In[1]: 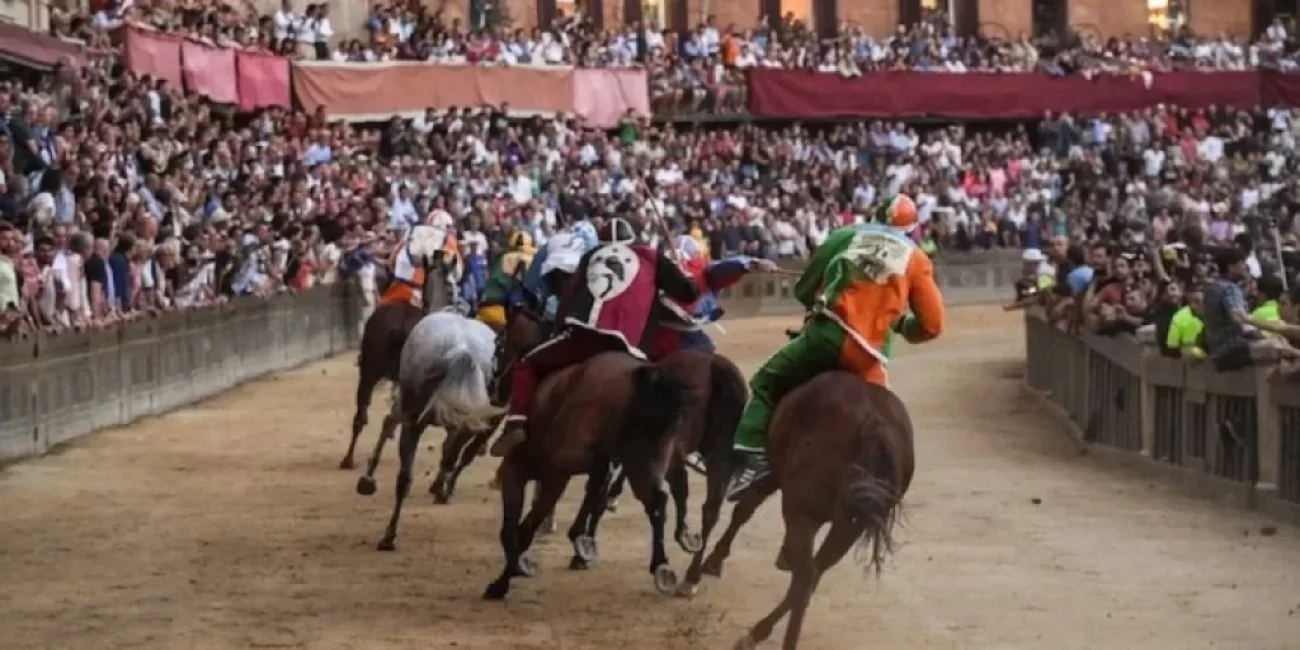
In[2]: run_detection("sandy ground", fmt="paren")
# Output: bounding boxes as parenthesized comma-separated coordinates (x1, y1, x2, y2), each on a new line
(3, 307, 1300, 650)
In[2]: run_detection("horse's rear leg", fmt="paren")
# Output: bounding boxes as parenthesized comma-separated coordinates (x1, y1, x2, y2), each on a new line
(342, 369, 382, 469)
(679, 457, 729, 596)
(567, 460, 613, 570)
(701, 479, 773, 579)
(735, 512, 818, 650)
(624, 465, 675, 595)
(376, 419, 425, 552)
(356, 395, 400, 496)
(484, 456, 530, 601)
(666, 460, 701, 554)
(519, 474, 568, 554)
(430, 427, 483, 504)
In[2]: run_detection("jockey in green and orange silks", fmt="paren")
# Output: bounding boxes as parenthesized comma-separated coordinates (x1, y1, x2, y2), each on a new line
(726, 194, 946, 500)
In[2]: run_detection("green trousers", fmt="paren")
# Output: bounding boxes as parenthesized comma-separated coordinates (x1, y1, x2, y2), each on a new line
(733, 317, 844, 452)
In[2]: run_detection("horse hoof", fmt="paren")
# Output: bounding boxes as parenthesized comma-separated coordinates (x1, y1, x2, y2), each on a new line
(605, 498, 619, 513)
(376, 538, 396, 552)
(483, 581, 508, 601)
(356, 476, 377, 496)
(733, 633, 759, 650)
(573, 535, 598, 563)
(653, 565, 678, 595)
(674, 581, 699, 599)
(568, 556, 591, 571)
(515, 555, 537, 578)
(676, 530, 703, 554)
(339, 458, 354, 470)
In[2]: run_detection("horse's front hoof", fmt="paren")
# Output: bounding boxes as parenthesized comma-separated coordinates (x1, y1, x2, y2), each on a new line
(674, 581, 699, 599)
(568, 556, 591, 571)
(676, 529, 703, 554)
(356, 475, 377, 496)
(376, 538, 396, 552)
(483, 580, 509, 601)
(653, 564, 678, 595)
(430, 481, 451, 504)
(339, 457, 355, 470)
(515, 555, 537, 578)
(733, 633, 758, 650)
(573, 534, 598, 562)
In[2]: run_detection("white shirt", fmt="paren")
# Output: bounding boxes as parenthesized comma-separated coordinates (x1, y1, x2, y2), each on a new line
(313, 17, 333, 44)
(273, 10, 299, 41)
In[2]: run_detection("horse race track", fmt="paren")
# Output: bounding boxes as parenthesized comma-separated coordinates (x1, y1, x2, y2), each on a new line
(4, 306, 1300, 649)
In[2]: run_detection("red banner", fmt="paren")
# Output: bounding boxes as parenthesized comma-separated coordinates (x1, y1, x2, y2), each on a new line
(748, 70, 1265, 119)
(237, 50, 291, 111)
(181, 40, 238, 104)
(123, 28, 183, 90)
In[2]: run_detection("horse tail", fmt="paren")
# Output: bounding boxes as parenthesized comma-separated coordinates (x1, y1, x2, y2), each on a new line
(843, 411, 907, 577)
(702, 355, 748, 459)
(418, 344, 504, 432)
(622, 364, 693, 457)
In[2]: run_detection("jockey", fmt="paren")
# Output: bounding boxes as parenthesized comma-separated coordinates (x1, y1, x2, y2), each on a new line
(522, 219, 599, 321)
(477, 231, 535, 332)
(726, 194, 946, 500)
(379, 226, 456, 308)
(650, 235, 777, 359)
(488, 217, 700, 458)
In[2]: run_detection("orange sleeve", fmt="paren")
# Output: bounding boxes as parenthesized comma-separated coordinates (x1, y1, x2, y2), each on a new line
(902, 251, 944, 343)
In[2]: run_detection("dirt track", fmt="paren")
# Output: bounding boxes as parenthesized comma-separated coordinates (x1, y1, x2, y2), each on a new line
(3, 307, 1300, 650)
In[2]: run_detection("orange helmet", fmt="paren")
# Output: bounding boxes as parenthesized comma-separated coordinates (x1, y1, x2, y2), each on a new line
(882, 194, 918, 233)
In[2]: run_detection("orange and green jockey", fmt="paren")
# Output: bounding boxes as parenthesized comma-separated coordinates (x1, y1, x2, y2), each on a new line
(726, 195, 946, 500)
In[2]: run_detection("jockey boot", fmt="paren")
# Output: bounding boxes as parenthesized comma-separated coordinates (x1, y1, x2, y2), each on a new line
(725, 451, 770, 502)
(489, 419, 528, 457)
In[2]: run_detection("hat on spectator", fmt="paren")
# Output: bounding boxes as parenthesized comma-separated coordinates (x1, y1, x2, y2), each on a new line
(1022, 248, 1047, 263)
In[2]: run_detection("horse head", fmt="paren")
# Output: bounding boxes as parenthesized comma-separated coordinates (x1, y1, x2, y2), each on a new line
(489, 305, 548, 404)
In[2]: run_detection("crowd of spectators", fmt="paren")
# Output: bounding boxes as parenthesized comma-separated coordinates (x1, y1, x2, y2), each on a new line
(4, 1, 1300, 349)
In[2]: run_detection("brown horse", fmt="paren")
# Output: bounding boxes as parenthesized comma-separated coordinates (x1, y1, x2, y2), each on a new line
(483, 349, 693, 600)
(342, 250, 453, 473)
(566, 349, 748, 598)
(701, 372, 915, 650)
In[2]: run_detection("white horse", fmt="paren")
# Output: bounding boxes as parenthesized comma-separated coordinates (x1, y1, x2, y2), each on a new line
(356, 308, 503, 551)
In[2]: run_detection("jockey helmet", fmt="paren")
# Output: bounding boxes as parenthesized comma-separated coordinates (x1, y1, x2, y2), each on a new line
(598, 217, 638, 245)
(881, 194, 919, 233)
(507, 230, 533, 251)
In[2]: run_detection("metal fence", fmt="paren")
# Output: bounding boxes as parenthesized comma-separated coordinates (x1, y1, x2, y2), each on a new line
(1023, 312, 1300, 523)
(0, 251, 1023, 465)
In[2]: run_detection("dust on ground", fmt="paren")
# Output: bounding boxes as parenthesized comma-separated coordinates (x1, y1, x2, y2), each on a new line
(2, 307, 1300, 650)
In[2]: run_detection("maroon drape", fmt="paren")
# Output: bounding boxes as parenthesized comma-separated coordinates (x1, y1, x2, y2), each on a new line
(747, 69, 1281, 119)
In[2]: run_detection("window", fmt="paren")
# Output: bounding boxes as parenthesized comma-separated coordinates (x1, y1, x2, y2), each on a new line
(1147, 0, 1187, 31)
(643, 0, 665, 25)
(781, 0, 812, 24)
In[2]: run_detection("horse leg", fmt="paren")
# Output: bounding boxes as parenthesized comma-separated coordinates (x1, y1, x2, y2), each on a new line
(667, 459, 701, 555)
(342, 369, 381, 469)
(484, 455, 529, 601)
(678, 454, 730, 596)
(605, 466, 626, 512)
(430, 427, 471, 504)
(517, 473, 569, 561)
(567, 461, 613, 570)
(735, 512, 818, 650)
(376, 418, 425, 551)
(624, 465, 676, 595)
(355, 396, 400, 496)
(701, 480, 773, 579)
(535, 486, 556, 536)
(440, 429, 493, 500)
